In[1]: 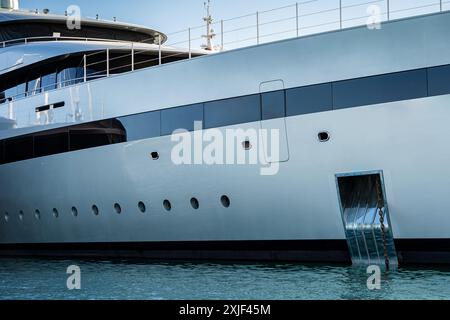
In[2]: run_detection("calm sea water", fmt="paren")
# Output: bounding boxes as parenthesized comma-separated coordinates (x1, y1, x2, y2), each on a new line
(1, 258, 450, 300)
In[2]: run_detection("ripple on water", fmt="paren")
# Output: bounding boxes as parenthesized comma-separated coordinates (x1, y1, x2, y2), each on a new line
(1, 258, 450, 300)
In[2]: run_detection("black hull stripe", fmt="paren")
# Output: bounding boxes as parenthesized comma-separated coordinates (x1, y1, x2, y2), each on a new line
(1, 239, 450, 265)
(0, 240, 350, 263)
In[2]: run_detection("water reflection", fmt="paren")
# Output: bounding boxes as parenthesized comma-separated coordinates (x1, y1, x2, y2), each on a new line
(1, 258, 450, 300)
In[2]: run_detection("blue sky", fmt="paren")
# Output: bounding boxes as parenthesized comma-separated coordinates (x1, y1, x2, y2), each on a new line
(20, 0, 446, 49)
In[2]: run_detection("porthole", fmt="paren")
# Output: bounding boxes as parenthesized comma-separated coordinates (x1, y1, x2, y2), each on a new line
(318, 131, 330, 142)
(242, 140, 252, 150)
(53, 208, 59, 218)
(92, 205, 99, 216)
(4, 212, 9, 223)
(163, 200, 172, 212)
(190, 198, 200, 210)
(71, 207, 78, 217)
(114, 203, 122, 214)
(221, 195, 231, 208)
(35, 209, 41, 220)
(151, 152, 160, 160)
(138, 201, 146, 213)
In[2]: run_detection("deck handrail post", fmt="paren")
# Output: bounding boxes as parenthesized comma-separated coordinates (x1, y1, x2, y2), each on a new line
(296, 2, 300, 37)
(256, 11, 260, 45)
(106, 48, 110, 77)
(188, 28, 192, 59)
(387, 0, 390, 20)
(131, 43, 135, 71)
(158, 35, 162, 65)
(83, 54, 87, 82)
(221, 19, 224, 51)
(339, 0, 343, 29)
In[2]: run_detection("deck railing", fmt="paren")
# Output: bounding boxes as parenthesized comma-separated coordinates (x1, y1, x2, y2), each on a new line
(1, 0, 450, 105)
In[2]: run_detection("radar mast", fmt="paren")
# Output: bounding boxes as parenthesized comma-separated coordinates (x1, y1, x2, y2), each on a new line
(202, 0, 216, 51)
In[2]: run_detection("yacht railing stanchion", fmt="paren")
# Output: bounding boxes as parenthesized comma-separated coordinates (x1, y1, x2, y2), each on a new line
(296, 2, 300, 37)
(158, 35, 162, 65)
(106, 48, 110, 77)
(221, 19, 224, 51)
(83, 54, 87, 82)
(387, 0, 390, 20)
(131, 43, 135, 71)
(440, 0, 443, 11)
(339, 0, 343, 29)
(188, 28, 192, 59)
(256, 11, 260, 45)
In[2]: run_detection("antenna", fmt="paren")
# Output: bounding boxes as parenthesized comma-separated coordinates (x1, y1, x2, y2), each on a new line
(201, 0, 216, 51)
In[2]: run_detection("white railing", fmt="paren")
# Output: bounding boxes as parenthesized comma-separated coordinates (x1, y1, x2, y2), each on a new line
(0, 35, 155, 48)
(1, 0, 450, 105)
(165, 0, 450, 52)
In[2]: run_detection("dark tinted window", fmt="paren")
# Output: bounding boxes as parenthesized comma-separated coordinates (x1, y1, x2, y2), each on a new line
(118, 111, 161, 141)
(34, 131, 69, 158)
(0, 141, 4, 164)
(4, 136, 34, 163)
(69, 119, 126, 151)
(286, 83, 332, 116)
(41, 72, 57, 92)
(204, 95, 261, 129)
(27, 77, 41, 96)
(333, 69, 428, 109)
(262, 90, 285, 120)
(161, 104, 203, 135)
(428, 65, 450, 96)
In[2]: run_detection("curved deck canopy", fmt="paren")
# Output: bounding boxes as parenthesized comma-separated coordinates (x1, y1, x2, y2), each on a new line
(0, 9, 167, 45)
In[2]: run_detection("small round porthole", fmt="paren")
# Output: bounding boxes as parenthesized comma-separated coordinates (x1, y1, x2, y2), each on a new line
(221, 195, 231, 208)
(190, 198, 200, 210)
(163, 200, 172, 212)
(71, 207, 78, 217)
(151, 152, 160, 160)
(92, 205, 99, 216)
(19, 210, 24, 221)
(138, 201, 146, 213)
(53, 208, 59, 218)
(242, 140, 252, 150)
(114, 203, 122, 214)
(318, 131, 330, 142)
(35, 209, 41, 220)
(4, 212, 9, 223)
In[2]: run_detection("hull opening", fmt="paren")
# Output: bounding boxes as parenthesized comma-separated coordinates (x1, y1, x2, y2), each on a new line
(336, 172, 398, 270)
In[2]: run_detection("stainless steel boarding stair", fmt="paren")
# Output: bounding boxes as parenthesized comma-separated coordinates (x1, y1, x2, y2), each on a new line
(337, 173, 398, 270)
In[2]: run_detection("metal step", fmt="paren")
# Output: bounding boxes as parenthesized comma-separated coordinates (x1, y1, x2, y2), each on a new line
(336, 172, 398, 269)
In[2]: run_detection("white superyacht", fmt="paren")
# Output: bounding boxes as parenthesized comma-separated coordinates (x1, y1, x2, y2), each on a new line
(1, 0, 450, 267)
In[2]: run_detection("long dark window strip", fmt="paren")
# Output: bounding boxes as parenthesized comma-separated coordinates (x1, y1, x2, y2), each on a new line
(1, 64, 450, 165)
(333, 69, 428, 109)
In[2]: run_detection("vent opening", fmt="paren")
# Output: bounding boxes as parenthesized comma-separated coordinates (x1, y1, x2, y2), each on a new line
(114, 203, 122, 214)
(221, 195, 231, 208)
(190, 198, 200, 210)
(163, 200, 172, 211)
(318, 131, 330, 142)
(242, 140, 252, 150)
(138, 201, 146, 213)
(151, 152, 160, 160)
